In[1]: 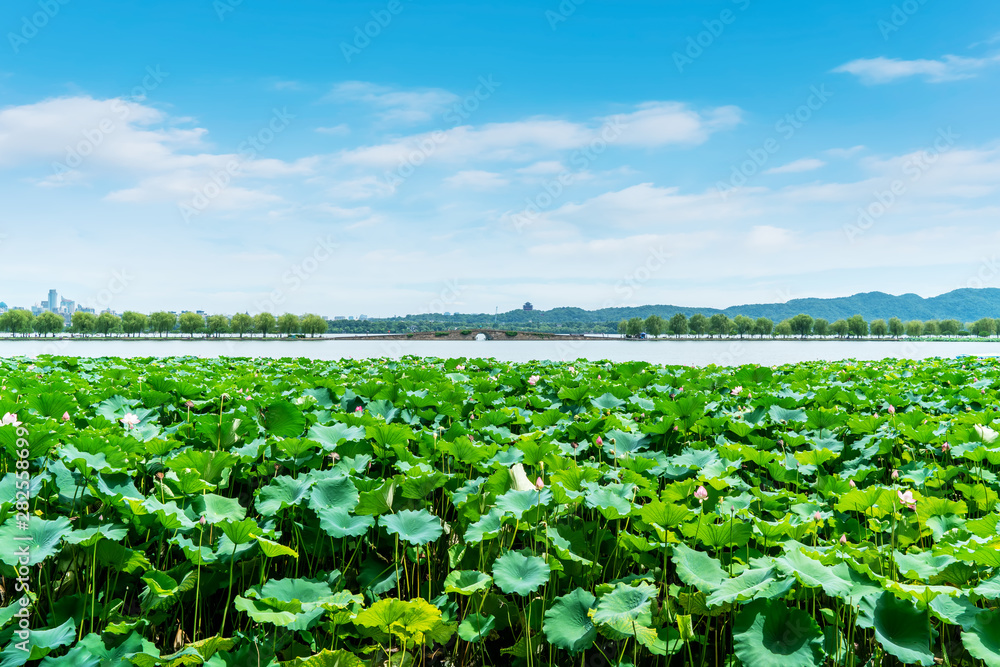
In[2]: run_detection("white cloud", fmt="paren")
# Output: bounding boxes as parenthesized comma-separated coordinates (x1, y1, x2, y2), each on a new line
(337, 101, 740, 170)
(444, 170, 509, 190)
(327, 81, 459, 125)
(611, 102, 742, 147)
(316, 124, 350, 136)
(833, 54, 1000, 84)
(825, 145, 866, 159)
(765, 158, 826, 174)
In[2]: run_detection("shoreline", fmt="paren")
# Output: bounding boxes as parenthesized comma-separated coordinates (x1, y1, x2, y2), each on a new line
(2, 334, 1000, 343)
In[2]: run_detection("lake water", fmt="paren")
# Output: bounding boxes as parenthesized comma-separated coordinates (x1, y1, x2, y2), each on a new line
(1, 337, 999, 366)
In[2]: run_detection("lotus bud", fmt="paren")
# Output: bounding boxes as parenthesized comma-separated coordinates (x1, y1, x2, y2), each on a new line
(199, 516, 207, 526)
(355, 406, 363, 413)
(840, 534, 848, 545)
(942, 441, 951, 453)
(596, 436, 603, 447)
(849, 479, 856, 488)
(535, 477, 544, 491)
(887, 405, 896, 415)
(184, 400, 194, 408)
(891, 469, 899, 480)
(813, 511, 822, 522)
(62, 411, 70, 421)
(694, 486, 708, 502)
(571, 442, 579, 449)
(156, 472, 165, 480)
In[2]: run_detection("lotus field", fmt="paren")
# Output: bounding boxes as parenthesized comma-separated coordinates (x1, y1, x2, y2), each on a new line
(2, 355, 1000, 666)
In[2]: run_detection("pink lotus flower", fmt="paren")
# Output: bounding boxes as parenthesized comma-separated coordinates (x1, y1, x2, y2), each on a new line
(596, 436, 603, 447)
(891, 469, 899, 480)
(329, 452, 341, 463)
(535, 477, 545, 491)
(568, 366, 575, 373)
(199, 516, 207, 526)
(731, 386, 743, 396)
(527, 375, 540, 386)
(942, 441, 951, 453)
(355, 406, 363, 413)
(849, 479, 857, 488)
(887, 405, 896, 415)
(455, 365, 466, 371)
(813, 511, 823, 522)
(694, 486, 709, 502)
(897, 489, 916, 510)
(840, 534, 848, 545)
(61, 412, 70, 422)
(121, 413, 140, 429)
(1, 412, 21, 427)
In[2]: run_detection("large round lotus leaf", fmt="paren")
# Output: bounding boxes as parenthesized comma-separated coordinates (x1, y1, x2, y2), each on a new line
(592, 582, 657, 634)
(672, 543, 727, 593)
(458, 613, 495, 643)
(354, 597, 441, 639)
(317, 508, 375, 539)
(380, 509, 443, 546)
(496, 488, 552, 519)
(492, 551, 550, 596)
(308, 476, 359, 514)
(256, 476, 313, 516)
(733, 599, 825, 667)
(0, 516, 72, 566)
(543, 588, 597, 653)
(871, 592, 936, 666)
(256, 577, 334, 610)
(963, 613, 1000, 667)
(262, 401, 306, 437)
(443, 570, 492, 596)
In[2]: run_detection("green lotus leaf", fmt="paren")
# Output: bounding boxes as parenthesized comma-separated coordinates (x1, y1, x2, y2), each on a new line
(0, 516, 72, 567)
(261, 400, 306, 437)
(256, 535, 298, 559)
(0, 617, 76, 667)
(281, 649, 366, 667)
(256, 475, 313, 516)
(591, 393, 625, 410)
(869, 592, 936, 666)
(893, 550, 956, 580)
(444, 570, 493, 595)
(380, 509, 443, 546)
(592, 582, 657, 636)
(733, 599, 825, 667)
(962, 612, 1000, 667)
(672, 543, 727, 593)
(308, 423, 367, 452)
(458, 613, 496, 643)
(929, 594, 982, 631)
(465, 507, 507, 543)
(219, 518, 260, 545)
(190, 493, 246, 525)
(492, 551, 550, 596)
(308, 475, 359, 514)
(354, 597, 441, 642)
(775, 548, 853, 598)
(234, 596, 299, 626)
(496, 488, 552, 519)
(706, 568, 790, 607)
(316, 508, 375, 538)
(543, 588, 597, 652)
(65, 523, 128, 548)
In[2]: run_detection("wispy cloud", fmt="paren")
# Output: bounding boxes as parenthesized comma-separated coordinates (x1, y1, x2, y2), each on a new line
(444, 170, 509, 190)
(326, 81, 459, 125)
(833, 54, 1000, 84)
(765, 158, 826, 174)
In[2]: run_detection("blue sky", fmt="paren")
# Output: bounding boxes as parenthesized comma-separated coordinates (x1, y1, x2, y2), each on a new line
(2, 0, 1000, 317)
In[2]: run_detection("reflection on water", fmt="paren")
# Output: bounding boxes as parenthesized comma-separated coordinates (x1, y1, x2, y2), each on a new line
(2, 337, 999, 366)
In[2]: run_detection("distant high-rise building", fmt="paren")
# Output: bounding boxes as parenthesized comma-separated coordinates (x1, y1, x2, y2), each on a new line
(48, 289, 58, 312)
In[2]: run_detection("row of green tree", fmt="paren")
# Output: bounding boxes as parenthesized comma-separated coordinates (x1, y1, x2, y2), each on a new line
(616, 313, 995, 339)
(0, 310, 330, 338)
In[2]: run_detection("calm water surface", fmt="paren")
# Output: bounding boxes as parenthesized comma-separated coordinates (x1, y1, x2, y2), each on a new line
(2, 338, 999, 366)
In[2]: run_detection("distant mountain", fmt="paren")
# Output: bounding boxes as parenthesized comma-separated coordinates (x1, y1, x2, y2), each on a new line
(398, 288, 1000, 325)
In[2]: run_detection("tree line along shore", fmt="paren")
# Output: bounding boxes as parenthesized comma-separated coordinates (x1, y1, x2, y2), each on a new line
(5, 308, 1000, 340)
